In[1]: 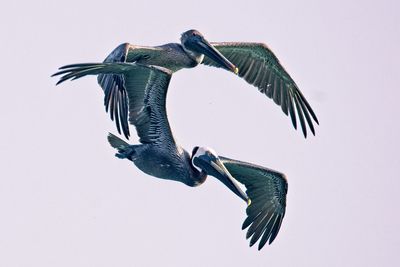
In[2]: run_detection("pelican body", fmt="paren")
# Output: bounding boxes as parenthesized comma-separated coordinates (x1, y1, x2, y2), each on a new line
(50, 29, 315, 249)
(51, 29, 321, 249)
(107, 35, 238, 73)
(54, 29, 318, 139)
(53, 62, 288, 250)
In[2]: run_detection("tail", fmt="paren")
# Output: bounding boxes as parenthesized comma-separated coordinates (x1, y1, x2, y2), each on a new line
(107, 133, 131, 159)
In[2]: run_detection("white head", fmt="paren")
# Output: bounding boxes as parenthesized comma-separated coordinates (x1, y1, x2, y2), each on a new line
(190, 146, 249, 203)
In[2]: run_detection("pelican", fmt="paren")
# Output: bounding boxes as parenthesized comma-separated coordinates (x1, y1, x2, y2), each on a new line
(53, 63, 288, 250)
(53, 29, 318, 139)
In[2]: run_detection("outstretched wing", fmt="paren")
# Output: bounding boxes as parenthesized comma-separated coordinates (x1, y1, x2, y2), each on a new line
(97, 43, 160, 138)
(220, 156, 288, 250)
(202, 42, 318, 138)
(97, 43, 131, 138)
(124, 65, 174, 144)
(53, 62, 174, 144)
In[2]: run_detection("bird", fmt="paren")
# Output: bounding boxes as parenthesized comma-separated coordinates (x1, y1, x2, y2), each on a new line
(52, 29, 318, 139)
(52, 62, 288, 250)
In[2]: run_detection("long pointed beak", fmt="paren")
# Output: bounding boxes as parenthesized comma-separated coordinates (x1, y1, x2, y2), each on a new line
(193, 155, 248, 203)
(195, 38, 238, 74)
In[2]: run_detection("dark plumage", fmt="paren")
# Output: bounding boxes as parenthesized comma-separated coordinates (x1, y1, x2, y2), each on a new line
(53, 61, 288, 250)
(53, 29, 318, 138)
(202, 42, 319, 137)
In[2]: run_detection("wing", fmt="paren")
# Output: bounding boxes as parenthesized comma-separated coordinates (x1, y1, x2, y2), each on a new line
(202, 42, 318, 138)
(53, 62, 174, 144)
(124, 65, 174, 144)
(97, 43, 161, 138)
(220, 156, 288, 250)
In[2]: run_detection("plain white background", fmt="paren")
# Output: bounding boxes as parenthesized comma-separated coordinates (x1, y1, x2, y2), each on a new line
(1, 0, 399, 266)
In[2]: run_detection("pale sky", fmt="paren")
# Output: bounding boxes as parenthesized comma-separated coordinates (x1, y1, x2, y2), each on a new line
(1, 0, 399, 266)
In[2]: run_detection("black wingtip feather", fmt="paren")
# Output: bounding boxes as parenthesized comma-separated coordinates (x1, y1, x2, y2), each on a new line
(269, 214, 284, 245)
(288, 91, 297, 130)
(297, 89, 319, 124)
(293, 94, 307, 138)
(58, 63, 99, 70)
(119, 89, 130, 139)
(114, 92, 121, 135)
(103, 77, 114, 112)
(257, 215, 279, 250)
(297, 93, 315, 136)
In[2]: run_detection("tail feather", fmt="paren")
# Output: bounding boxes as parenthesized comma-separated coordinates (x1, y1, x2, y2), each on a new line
(107, 133, 132, 159)
(107, 132, 129, 149)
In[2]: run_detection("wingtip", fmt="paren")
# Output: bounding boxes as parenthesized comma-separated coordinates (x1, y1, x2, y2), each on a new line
(249, 239, 256, 246)
(123, 131, 130, 140)
(246, 231, 252, 240)
(300, 125, 307, 138)
(51, 70, 64, 78)
(58, 65, 68, 70)
(242, 216, 252, 230)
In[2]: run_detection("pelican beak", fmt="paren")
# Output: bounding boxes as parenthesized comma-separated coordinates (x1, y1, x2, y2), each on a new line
(194, 37, 239, 74)
(193, 154, 248, 203)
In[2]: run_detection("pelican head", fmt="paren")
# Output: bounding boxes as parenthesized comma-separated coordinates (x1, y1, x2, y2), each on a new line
(191, 146, 248, 202)
(181, 30, 238, 74)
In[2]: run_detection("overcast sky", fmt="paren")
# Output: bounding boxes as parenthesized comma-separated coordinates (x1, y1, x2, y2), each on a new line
(1, 0, 399, 266)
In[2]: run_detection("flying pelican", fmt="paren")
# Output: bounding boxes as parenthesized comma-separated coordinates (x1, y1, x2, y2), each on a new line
(53, 63, 288, 250)
(53, 29, 318, 139)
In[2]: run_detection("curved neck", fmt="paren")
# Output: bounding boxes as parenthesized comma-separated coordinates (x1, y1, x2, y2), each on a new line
(182, 149, 207, 186)
(189, 167, 207, 187)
